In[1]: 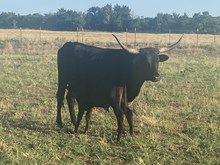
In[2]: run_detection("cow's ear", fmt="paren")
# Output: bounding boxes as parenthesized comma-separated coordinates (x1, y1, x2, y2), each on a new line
(159, 54, 169, 62)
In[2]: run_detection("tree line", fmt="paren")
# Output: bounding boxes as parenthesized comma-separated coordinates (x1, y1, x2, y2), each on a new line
(0, 4, 220, 34)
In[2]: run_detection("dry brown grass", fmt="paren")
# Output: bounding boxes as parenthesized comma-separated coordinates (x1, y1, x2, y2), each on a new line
(0, 29, 220, 55)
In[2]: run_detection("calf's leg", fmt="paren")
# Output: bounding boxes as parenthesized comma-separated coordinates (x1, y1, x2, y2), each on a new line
(84, 109, 93, 133)
(74, 106, 84, 133)
(66, 91, 76, 126)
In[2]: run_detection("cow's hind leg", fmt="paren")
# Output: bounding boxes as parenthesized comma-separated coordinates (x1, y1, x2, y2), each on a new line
(84, 109, 93, 133)
(112, 87, 124, 141)
(66, 91, 76, 126)
(113, 108, 124, 141)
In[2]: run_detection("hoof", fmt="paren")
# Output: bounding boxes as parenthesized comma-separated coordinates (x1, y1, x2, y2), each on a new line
(56, 122, 63, 128)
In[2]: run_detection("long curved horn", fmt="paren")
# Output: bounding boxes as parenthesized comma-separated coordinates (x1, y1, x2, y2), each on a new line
(159, 34, 184, 53)
(112, 34, 139, 54)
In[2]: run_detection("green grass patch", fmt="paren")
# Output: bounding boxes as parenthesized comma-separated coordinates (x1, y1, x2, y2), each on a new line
(0, 52, 220, 164)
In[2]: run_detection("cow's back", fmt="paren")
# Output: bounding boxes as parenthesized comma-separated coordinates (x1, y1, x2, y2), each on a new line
(58, 42, 131, 84)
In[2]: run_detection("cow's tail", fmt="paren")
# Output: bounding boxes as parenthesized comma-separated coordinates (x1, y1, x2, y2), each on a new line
(56, 47, 69, 126)
(57, 48, 68, 109)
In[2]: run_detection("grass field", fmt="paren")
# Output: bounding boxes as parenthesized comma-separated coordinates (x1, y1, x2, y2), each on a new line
(0, 30, 220, 164)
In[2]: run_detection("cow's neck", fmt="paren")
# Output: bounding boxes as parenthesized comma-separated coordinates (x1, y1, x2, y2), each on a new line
(127, 68, 145, 102)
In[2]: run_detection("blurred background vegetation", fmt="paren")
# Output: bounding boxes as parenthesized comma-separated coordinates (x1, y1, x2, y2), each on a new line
(0, 4, 220, 34)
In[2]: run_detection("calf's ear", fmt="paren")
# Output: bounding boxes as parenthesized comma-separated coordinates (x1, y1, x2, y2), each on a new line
(159, 54, 169, 62)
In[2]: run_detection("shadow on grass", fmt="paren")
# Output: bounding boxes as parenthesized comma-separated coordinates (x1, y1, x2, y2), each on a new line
(0, 111, 74, 135)
(0, 111, 135, 142)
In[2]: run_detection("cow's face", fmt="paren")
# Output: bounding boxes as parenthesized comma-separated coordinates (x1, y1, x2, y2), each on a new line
(140, 48, 169, 82)
(112, 34, 182, 82)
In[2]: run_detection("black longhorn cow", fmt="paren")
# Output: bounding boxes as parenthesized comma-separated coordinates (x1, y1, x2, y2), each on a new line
(56, 34, 183, 140)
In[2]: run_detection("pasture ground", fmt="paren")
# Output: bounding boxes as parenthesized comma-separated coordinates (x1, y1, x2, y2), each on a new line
(0, 30, 220, 164)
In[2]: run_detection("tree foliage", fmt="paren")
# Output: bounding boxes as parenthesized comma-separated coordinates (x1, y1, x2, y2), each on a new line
(0, 5, 220, 34)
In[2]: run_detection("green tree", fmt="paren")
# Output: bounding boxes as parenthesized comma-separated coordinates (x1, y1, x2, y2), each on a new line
(100, 4, 113, 31)
(111, 4, 132, 31)
(192, 12, 216, 33)
(1, 7, 220, 34)
(177, 13, 192, 33)
(43, 8, 85, 31)
(85, 4, 113, 31)
(18, 13, 43, 29)
(85, 6, 103, 30)
(0, 12, 18, 28)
